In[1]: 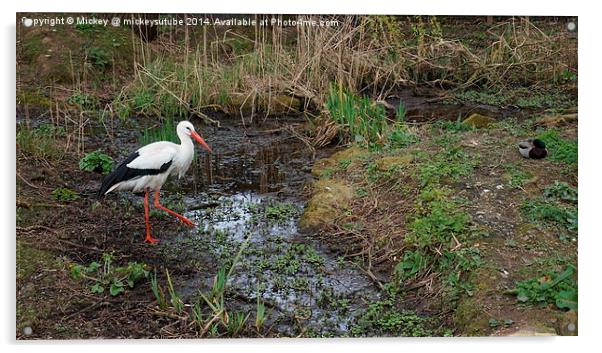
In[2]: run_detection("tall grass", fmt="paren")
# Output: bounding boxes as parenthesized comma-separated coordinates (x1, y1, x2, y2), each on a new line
(325, 83, 389, 145)
(139, 118, 179, 145)
(111, 16, 574, 121)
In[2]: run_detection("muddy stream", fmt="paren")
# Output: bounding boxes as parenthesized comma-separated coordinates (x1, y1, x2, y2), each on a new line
(77, 92, 517, 336)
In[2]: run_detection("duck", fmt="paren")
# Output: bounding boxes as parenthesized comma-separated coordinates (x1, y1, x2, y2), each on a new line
(518, 138, 548, 159)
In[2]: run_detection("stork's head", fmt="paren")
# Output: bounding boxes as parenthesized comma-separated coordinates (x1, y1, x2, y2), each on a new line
(177, 121, 212, 153)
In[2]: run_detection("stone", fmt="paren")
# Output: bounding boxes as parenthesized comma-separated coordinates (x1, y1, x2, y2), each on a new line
(311, 146, 369, 177)
(299, 179, 353, 229)
(375, 155, 413, 172)
(263, 95, 303, 114)
(555, 310, 578, 336)
(462, 113, 496, 128)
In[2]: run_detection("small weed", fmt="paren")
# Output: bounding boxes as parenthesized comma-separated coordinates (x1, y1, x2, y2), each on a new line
(165, 269, 184, 314)
(255, 296, 266, 331)
(355, 187, 369, 198)
(51, 187, 79, 202)
(338, 159, 352, 169)
(68, 91, 98, 110)
(507, 265, 577, 311)
(69, 253, 149, 296)
(86, 47, 110, 69)
(544, 181, 577, 203)
(386, 125, 419, 149)
(79, 149, 114, 174)
(227, 311, 249, 336)
(150, 270, 168, 309)
(351, 298, 433, 337)
(396, 101, 406, 122)
(504, 164, 532, 189)
(264, 202, 299, 223)
(394, 250, 430, 279)
(521, 198, 577, 234)
(321, 167, 335, 178)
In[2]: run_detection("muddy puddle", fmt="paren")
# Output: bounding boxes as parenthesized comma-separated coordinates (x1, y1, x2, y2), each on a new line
(384, 88, 524, 123)
(134, 117, 383, 336)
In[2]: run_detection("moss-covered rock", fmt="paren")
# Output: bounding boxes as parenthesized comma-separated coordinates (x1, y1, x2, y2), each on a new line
(311, 146, 369, 177)
(375, 155, 414, 172)
(262, 95, 302, 114)
(454, 297, 490, 336)
(555, 310, 578, 336)
(226, 93, 255, 116)
(300, 179, 353, 229)
(462, 113, 496, 129)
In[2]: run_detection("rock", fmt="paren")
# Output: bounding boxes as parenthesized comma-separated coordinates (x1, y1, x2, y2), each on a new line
(533, 113, 578, 128)
(264, 95, 303, 114)
(462, 113, 496, 129)
(454, 297, 490, 335)
(299, 179, 353, 229)
(375, 155, 414, 172)
(262, 95, 302, 115)
(555, 310, 578, 336)
(311, 146, 369, 177)
(226, 93, 255, 116)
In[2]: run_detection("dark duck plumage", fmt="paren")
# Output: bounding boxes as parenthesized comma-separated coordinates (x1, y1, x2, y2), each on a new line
(518, 138, 548, 159)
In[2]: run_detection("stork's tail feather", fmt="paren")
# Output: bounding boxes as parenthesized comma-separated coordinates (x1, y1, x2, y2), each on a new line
(97, 151, 140, 198)
(98, 170, 120, 198)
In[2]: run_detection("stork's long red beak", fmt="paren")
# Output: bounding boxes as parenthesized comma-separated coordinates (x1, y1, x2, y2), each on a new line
(191, 131, 212, 153)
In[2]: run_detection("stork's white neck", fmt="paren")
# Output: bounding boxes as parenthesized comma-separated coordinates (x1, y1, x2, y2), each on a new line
(176, 129, 195, 175)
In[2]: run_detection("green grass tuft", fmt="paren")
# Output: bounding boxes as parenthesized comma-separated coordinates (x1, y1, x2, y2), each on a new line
(537, 129, 577, 165)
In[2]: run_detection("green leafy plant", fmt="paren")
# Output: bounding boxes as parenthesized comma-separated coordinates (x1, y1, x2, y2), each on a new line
(544, 181, 577, 203)
(68, 91, 98, 110)
(69, 253, 149, 296)
(264, 202, 299, 223)
(537, 129, 578, 165)
(51, 187, 79, 202)
(387, 125, 418, 149)
(394, 250, 430, 279)
(79, 150, 114, 174)
(86, 47, 110, 68)
(351, 298, 433, 337)
(507, 265, 577, 311)
(521, 199, 577, 234)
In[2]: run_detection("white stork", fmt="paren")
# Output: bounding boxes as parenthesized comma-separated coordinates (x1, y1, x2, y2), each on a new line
(99, 120, 212, 244)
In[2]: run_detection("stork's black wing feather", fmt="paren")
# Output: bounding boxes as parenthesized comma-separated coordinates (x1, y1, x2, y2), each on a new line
(98, 151, 173, 197)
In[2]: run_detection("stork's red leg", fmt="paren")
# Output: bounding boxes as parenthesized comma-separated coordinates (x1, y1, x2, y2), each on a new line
(153, 190, 195, 227)
(144, 189, 160, 244)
